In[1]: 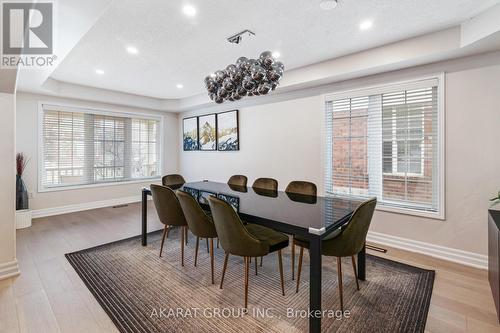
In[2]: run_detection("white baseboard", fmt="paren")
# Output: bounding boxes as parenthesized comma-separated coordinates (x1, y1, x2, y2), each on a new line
(31, 195, 150, 219)
(0, 260, 20, 280)
(367, 231, 488, 270)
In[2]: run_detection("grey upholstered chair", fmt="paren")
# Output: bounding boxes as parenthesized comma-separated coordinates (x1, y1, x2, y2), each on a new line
(150, 184, 188, 266)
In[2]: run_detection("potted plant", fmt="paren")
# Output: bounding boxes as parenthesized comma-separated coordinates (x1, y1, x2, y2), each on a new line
(16, 153, 29, 210)
(16, 153, 32, 228)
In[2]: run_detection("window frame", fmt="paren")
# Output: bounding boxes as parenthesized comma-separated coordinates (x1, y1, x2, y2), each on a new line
(37, 102, 164, 193)
(323, 74, 445, 220)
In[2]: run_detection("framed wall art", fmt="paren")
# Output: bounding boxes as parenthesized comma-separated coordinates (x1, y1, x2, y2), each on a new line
(217, 110, 239, 151)
(198, 113, 217, 151)
(183, 117, 199, 151)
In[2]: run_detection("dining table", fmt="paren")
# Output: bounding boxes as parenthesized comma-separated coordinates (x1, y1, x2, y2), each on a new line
(141, 181, 365, 333)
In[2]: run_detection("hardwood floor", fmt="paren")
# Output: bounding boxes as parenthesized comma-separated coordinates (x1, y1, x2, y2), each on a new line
(1, 201, 498, 333)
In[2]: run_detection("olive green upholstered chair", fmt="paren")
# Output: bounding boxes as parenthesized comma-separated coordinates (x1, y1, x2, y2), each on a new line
(162, 174, 186, 190)
(208, 196, 289, 308)
(286, 181, 317, 281)
(252, 177, 278, 191)
(285, 181, 317, 197)
(176, 190, 218, 284)
(228, 175, 248, 187)
(150, 184, 188, 266)
(295, 198, 377, 312)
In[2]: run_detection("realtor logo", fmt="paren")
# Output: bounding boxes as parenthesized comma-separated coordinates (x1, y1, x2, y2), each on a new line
(2, 1, 53, 55)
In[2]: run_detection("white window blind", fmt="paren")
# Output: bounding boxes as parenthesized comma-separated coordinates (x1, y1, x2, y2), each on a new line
(325, 78, 442, 216)
(40, 105, 161, 190)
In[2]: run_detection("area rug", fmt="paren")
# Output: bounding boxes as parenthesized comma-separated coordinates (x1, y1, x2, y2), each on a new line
(66, 228, 434, 333)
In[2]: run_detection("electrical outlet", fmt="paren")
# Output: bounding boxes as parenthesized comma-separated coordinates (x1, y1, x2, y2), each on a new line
(28, 192, 34, 199)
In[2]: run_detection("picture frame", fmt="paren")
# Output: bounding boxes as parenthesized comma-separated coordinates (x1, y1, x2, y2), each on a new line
(183, 116, 199, 151)
(198, 113, 217, 151)
(217, 110, 239, 151)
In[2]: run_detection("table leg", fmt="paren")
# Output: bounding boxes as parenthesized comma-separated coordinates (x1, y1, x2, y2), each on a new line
(357, 243, 366, 281)
(142, 189, 148, 246)
(309, 235, 322, 333)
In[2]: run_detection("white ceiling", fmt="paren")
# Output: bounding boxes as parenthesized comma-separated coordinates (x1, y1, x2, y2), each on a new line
(49, 0, 500, 99)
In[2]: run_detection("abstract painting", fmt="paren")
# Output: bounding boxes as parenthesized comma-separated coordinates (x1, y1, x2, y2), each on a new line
(198, 114, 217, 151)
(183, 117, 199, 151)
(217, 110, 239, 151)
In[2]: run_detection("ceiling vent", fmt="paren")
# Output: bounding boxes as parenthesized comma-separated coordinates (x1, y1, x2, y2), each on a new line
(227, 30, 255, 44)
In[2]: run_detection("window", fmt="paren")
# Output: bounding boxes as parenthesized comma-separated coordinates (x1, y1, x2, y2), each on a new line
(325, 77, 443, 218)
(40, 104, 162, 190)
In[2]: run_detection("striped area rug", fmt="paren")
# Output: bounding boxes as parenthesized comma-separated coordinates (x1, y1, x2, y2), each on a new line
(66, 228, 434, 333)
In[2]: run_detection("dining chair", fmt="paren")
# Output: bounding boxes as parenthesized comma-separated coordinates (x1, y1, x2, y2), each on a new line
(208, 195, 289, 308)
(286, 181, 317, 280)
(162, 174, 186, 190)
(228, 175, 248, 187)
(176, 190, 218, 284)
(295, 198, 377, 312)
(252, 177, 278, 191)
(150, 184, 188, 266)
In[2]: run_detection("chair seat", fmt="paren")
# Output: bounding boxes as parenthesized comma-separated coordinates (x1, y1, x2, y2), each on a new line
(294, 228, 343, 249)
(245, 224, 289, 253)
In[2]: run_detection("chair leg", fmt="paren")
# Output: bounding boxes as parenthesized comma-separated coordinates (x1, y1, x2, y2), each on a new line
(220, 252, 229, 289)
(166, 226, 171, 239)
(185, 227, 188, 245)
(159, 225, 168, 258)
(278, 250, 285, 296)
(337, 257, 344, 312)
(217, 238, 219, 248)
(296, 246, 304, 293)
(210, 238, 215, 284)
(244, 257, 249, 308)
(351, 255, 360, 291)
(181, 226, 185, 267)
(255, 257, 258, 275)
(291, 238, 295, 280)
(194, 236, 199, 267)
(206, 238, 209, 253)
(260, 256, 263, 267)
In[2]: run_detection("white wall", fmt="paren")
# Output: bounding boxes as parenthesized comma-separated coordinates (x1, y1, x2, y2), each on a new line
(179, 60, 500, 257)
(0, 92, 18, 279)
(16, 93, 179, 211)
(179, 96, 324, 190)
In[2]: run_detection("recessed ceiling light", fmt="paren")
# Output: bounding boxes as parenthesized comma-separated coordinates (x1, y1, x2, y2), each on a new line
(359, 20, 373, 31)
(95, 69, 104, 75)
(176, 84, 184, 89)
(320, 0, 338, 10)
(182, 4, 196, 17)
(126, 46, 138, 55)
(272, 51, 281, 58)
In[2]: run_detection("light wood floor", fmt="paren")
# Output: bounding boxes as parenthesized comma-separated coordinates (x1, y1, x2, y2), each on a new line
(1, 201, 498, 333)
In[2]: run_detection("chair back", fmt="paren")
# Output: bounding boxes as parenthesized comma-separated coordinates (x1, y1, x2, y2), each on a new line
(162, 174, 186, 190)
(150, 184, 187, 227)
(333, 198, 377, 256)
(208, 196, 268, 257)
(228, 175, 248, 187)
(252, 178, 278, 191)
(176, 190, 217, 239)
(285, 181, 317, 196)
